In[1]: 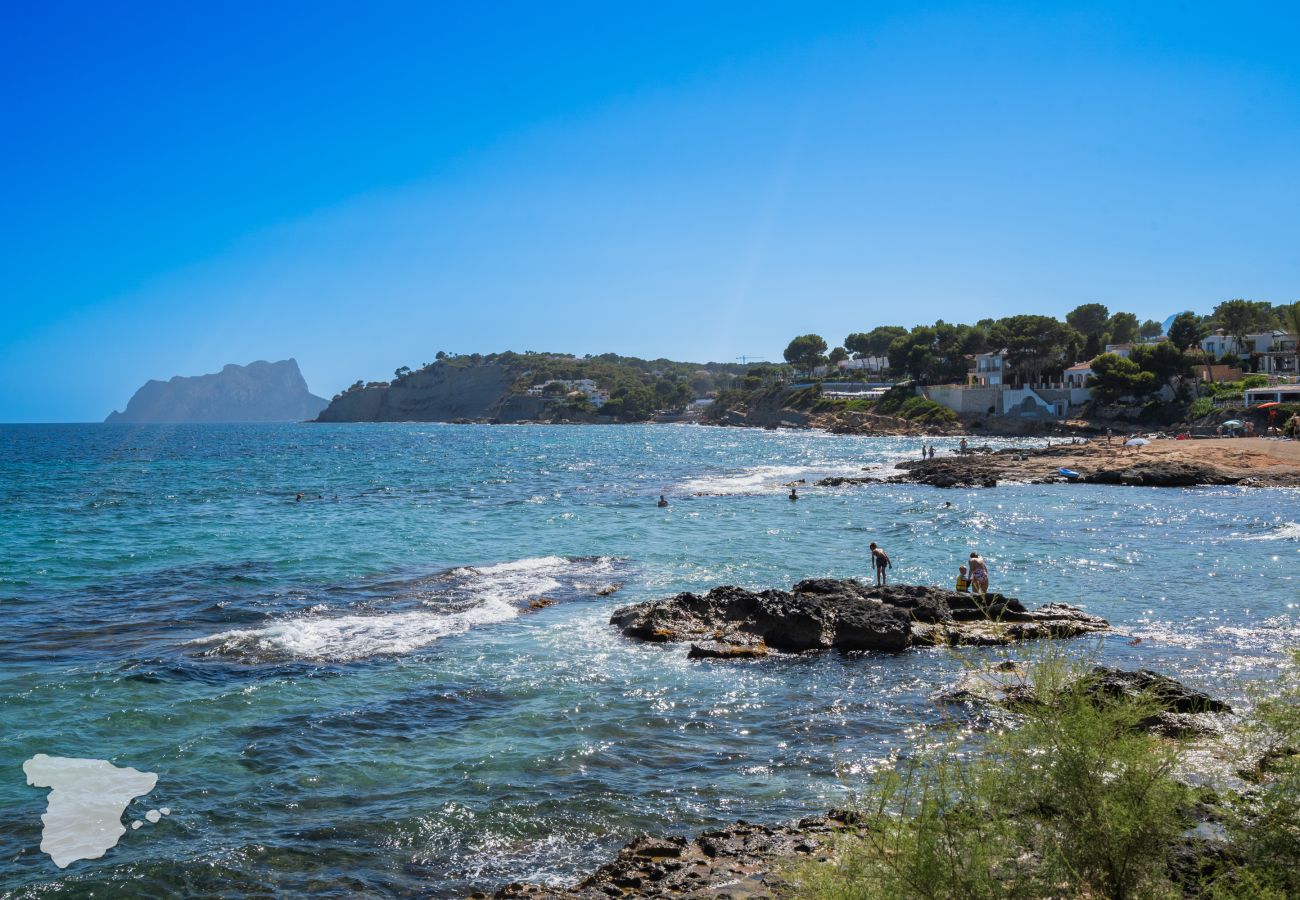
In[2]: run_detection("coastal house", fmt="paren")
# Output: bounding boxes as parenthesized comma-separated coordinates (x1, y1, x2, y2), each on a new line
(837, 355, 890, 375)
(527, 378, 609, 407)
(1063, 361, 1094, 389)
(1244, 384, 1300, 405)
(968, 350, 1006, 386)
(1200, 329, 1299, 376)
(1103, 343, 1135, 359)
(1252, 332, 1299, 378)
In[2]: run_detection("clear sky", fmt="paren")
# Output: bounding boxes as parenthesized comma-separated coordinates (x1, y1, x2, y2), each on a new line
(3, 1, 1298, 421)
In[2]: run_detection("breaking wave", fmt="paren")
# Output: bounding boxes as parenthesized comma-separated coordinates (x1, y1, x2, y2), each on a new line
(187, 556, 621, 662)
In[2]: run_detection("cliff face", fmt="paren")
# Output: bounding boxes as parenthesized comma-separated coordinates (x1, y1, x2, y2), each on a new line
(105, 359, 328, 423)
(314, 364, 522, 422)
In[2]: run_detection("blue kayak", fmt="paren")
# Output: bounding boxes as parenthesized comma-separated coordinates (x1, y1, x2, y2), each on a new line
(1059, 467, 1081, 480)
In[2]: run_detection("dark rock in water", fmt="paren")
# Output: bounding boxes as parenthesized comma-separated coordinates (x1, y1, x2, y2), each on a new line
(105, 359, 327, 423)
(610, 580, 1108, 657)
(1084, 667, 1233, 714)
(687, 641, 768, 659)
(492, 812, 859, 898)
(935, 664, 1233, 737)
(1082, 462, 1238, 487)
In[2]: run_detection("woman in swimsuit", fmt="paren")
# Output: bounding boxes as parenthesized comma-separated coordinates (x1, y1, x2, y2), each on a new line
(968, 552, 989, 596)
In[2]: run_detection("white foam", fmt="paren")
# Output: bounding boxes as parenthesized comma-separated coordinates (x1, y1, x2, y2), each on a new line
(680, 465, 817, 496)
(1245, 522, 1300, 541)
(23, 754, 158, 868)
(192, 599, 519, 661)
(190, 556, 615, 662)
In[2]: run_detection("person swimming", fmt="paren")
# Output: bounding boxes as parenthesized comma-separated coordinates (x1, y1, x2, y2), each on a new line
(789, 488, 798, 501)
(657, 495, 668, 507)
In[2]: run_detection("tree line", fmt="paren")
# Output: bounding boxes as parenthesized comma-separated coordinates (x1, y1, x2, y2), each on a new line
(782, 299, 1300, 388)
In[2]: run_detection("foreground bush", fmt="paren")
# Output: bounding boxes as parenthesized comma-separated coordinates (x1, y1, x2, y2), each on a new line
(796, 651, 1300, 899)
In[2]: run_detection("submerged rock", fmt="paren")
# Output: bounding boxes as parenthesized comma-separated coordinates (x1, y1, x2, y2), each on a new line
(935, 663, 1234, 737)
(491, 812, 858, 899)
(610, 580, 1108, 657)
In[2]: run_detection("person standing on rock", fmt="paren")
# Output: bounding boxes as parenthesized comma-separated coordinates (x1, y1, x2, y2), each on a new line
(869, 542, 892, 586)
(959, 437, 968, 454)
(968, 552, 989, 596)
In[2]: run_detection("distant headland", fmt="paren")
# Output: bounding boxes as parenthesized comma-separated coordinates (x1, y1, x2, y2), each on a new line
(105, 359, 327, 423)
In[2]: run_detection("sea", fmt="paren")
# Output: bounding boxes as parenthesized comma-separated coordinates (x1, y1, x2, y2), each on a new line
(1, 423, 1297, 897)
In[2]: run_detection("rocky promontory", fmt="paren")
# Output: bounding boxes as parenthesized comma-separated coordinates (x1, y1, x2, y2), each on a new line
(610, 579, 1108, 657)
(105, 359, 327, 423)
(865, 439, 1300, 489)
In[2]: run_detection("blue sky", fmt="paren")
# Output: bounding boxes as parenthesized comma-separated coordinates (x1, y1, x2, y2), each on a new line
(3, 2, 1298, 421)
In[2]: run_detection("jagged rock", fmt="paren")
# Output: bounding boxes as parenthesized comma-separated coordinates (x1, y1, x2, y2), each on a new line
(1084, 667, 1233, 715)
(935, 664, 1234, 737)
(1082, 462, 1238, 487)
(493, 813, 860, 898)
(610, 580, 1108, 656)
(105, 359, 327, 423)
(687, 641, 769, 659)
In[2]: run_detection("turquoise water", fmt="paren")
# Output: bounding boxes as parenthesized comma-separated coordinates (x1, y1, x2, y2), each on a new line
(1, 423, 1297, 896)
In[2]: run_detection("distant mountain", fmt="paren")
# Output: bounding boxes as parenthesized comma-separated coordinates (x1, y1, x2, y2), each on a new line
(105, 359, 328, 423)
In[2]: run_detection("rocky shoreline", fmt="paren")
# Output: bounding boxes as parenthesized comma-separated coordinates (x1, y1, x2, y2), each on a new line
(486, 661, 1239, 899)
(609, 579, 1108, 657)
(812, 439, 1300, 489)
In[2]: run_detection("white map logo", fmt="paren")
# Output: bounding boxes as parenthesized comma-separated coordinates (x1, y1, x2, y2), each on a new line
(23, 754, 170, 868)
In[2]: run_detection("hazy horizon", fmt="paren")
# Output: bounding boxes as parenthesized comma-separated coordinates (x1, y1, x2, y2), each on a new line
(4, 2, 1298, 422)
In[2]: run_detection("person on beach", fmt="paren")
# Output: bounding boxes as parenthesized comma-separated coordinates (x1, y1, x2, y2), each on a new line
(959, 437, 968, 454)
(657, 495, 669, 507)
(869, 542, 892, 586)
(955, 564, 970, 593)
(928, 445, 936, 459)
(968, 552, 989, 595)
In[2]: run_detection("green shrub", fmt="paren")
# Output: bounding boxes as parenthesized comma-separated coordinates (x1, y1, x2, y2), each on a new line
(1189, 397, 1214, 420)
(898, 395, 959, 425)
(795, 652, 1192, 899)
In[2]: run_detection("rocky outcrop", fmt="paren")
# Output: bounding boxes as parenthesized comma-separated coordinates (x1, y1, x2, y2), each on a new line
(315, 363, 522, 422)
(105, 359, 327, 423)
(876, 447, 1256, 489)
(1080, 461, 1238, 487)
(936, 663, 1234, 737)
(610, 580, 1108, 657)
(490, 812, 858, 899)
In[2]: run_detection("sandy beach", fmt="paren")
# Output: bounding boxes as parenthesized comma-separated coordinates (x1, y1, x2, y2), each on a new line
(881, 437, 1300, 488)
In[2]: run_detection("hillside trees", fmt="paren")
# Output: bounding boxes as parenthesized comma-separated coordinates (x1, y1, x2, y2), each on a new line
(1215, 299, 1276, 349)
(845, 326, 907, 359)
(1109, 311, 1140, 344)
(989, 315, 1079, 385)
(1088, 354, 1158, 402)
(1167, 311, 1207, 351)
(783, 334, 829, 372)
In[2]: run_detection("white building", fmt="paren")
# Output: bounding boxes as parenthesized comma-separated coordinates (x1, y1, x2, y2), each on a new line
(1200, 329, 1299, 377)
(1244, 384, 1300, 405)
(1103, 343, 1135, 359)
(837, 356, 890, 374)
(968, 350, 1006, 386)
(1063, 361, 1094, 389)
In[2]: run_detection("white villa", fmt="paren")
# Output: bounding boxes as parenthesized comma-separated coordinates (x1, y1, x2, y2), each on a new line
(968, 350, 1006, 386)
(1200, 329, 1299, 377)
(1063, 361, 1094, 389)
(527, 378, 609, 407)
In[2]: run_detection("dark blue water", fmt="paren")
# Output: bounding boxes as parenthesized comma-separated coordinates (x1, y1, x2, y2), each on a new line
(1, 424, 1296, 896)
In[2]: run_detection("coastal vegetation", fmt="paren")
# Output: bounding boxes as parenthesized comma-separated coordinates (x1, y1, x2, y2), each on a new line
(796, 649, 1300, 900)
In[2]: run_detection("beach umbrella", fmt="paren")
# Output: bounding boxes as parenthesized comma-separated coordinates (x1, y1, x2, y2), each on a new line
(1222, 419, 1244, 428)
(1124, 437, 1150, 447)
